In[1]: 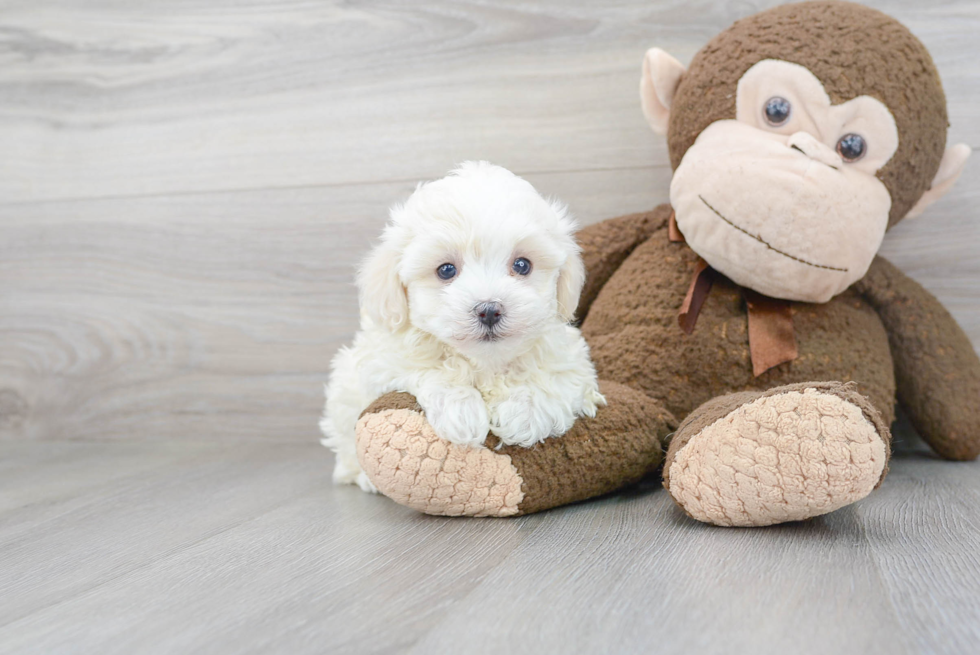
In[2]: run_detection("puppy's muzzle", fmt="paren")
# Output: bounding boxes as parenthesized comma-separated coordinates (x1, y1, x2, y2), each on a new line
(475, 302, 503, 329)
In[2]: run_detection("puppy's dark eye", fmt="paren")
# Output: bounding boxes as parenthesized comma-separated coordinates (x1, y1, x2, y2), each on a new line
(436, 263, 457, 280)
(836, 133, 866, 162)
(512, 257, 531, 276)
(764, 96, 791, 126)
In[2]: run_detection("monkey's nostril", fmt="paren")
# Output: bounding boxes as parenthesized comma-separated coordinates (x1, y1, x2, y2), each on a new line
(786, 134, 841, 170)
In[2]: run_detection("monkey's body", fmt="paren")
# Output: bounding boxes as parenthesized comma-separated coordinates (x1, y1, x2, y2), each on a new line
(348, 1, 980, 525)
(580, 205, 897, 428)
(574, 203, 980, 525)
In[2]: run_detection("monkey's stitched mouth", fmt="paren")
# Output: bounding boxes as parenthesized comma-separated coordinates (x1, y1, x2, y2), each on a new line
(698, 196, 849, 273)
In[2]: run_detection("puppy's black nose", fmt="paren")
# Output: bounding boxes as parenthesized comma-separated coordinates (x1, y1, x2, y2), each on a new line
(475, 302, 503, 328)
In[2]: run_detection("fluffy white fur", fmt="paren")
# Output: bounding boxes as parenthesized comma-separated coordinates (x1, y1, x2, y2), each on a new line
(320, 162, 606, 492)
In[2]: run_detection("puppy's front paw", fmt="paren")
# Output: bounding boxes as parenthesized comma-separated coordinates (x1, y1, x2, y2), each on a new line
(419, 386, 490, 447)
(490, 389, 574, 448)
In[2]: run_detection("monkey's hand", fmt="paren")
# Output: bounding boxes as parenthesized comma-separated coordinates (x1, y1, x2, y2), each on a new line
(857, 256, 980, 460)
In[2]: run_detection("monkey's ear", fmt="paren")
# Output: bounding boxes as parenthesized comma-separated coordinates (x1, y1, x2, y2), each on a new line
(357, 235, 409, 331)
(640, 48, 686, 136)
(906, 144, 972, 219)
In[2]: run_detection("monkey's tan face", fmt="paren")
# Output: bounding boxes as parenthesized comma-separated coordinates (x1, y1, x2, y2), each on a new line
(670, 60, 899, 303)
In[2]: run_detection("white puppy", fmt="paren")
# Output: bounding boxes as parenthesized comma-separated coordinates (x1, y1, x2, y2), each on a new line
(320, 162, 605, 492)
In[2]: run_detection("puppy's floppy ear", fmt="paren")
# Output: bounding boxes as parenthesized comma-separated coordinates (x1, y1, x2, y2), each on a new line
(553, 203, 586, 322)
(357, 227, 409, 331)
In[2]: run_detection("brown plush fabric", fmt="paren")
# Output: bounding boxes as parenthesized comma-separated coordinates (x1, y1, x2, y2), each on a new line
(667, 0, 948, 227)
(575, 205, 672, 321)
(663, 381, 892, 497)
(855, 257, 980, 460)
(493, 381, 675, 514)
(360, 392, 422, 418)
(581, 209, 898, 428)
(358, 382, 675, 515)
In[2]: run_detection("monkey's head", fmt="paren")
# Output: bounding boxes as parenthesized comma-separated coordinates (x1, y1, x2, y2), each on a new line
(641, 0, 971, 303)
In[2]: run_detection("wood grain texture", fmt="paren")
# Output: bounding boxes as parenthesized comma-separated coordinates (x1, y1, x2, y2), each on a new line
(2, 0, 979, 653)
(1, 433, 978, 654)
(0, 0, 976, 204)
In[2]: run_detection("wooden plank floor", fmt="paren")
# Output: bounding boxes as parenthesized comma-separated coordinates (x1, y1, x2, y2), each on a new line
(1, 1, 979, 653)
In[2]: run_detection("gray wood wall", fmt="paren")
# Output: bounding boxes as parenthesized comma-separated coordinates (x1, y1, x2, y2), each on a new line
(1, 0, 977, 445)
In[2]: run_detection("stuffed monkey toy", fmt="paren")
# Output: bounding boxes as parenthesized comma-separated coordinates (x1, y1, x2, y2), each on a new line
(351, 1, 979, 525)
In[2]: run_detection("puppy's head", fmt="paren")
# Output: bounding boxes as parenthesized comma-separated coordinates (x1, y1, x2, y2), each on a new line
(358, 162, 584, 361)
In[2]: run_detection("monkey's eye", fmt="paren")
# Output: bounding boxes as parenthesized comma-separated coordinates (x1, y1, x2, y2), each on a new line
(512, 257, 532, 276)
(836, 133, 866, 162)
(436, 263, 457, 280)
(763, 96, 792, 126)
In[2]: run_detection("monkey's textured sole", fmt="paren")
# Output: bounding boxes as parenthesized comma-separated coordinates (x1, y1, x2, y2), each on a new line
(356, 408, 524, 517)
(665, 386, 888, 527)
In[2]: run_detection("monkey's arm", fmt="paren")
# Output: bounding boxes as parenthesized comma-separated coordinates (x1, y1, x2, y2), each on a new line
(575, 204, 671, 320)
(856, 256, 980, 460)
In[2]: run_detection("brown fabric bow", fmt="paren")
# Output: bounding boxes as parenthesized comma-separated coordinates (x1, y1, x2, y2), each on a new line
(670, 210, 798, 376)
(742, 288, 798, 376)
(679, 257, 715, 335)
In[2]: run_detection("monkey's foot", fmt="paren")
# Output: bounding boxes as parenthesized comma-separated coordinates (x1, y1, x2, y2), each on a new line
(354, 382, 673, 517)
(663, 382, 890, 527)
